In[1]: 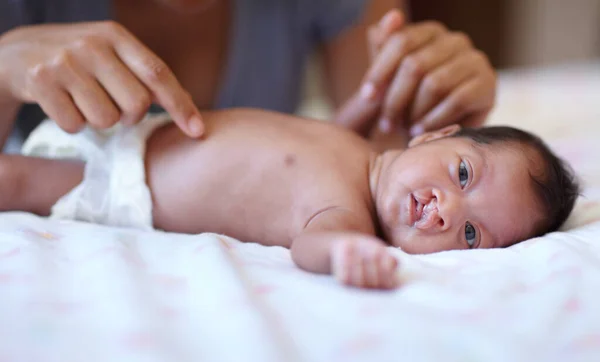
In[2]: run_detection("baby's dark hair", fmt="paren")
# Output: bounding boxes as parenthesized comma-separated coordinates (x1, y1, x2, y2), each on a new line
(451, 126, 580, 239)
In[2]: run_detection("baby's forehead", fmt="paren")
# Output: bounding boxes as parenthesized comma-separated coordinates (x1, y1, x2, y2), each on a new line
(476, 142, 545, 247)
(454, 137, 540, 165)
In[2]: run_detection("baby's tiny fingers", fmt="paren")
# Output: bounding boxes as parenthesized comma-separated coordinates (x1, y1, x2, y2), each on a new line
(363, 255, 380, 288)
(380, 253, 400, 288)
(332, 242, 352, 284)
(349, 255, 366, 287)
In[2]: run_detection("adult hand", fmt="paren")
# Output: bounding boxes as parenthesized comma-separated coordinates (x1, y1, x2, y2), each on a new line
(336, 9, 496, 138)
(0, 21, 204, 136)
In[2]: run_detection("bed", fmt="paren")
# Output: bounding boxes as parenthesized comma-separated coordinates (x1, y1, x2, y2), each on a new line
(1, 61, 599, 362)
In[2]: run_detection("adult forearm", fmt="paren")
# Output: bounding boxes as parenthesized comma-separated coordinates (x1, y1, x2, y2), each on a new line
(0, 32, 21, 148)
(0, 94, 20, 149)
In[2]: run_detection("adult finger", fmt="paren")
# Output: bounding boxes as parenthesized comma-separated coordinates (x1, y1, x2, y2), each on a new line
(363, 21, 445, 89)
(32, 83, 86, 134)
(342, 22, 445, 134)
(108, 24, 204, 137)
(368, 9, 405, 59)
(82, 45, 152, 126)
(56, 55, 121, 129)
(334, 89, 381, 137)
(407, 38, 478, 124)
(412, 77, 493, 135)
(378, 32, 470, 132)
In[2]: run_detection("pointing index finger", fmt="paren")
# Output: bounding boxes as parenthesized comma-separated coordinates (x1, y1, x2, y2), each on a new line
(112, 29, 204, 137)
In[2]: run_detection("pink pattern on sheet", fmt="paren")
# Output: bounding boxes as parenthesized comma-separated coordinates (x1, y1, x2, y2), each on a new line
(505, 282, 532, 295)
(158, 305, 180, 319)
(253, 284, 278, 295)
(0, 247, 20, 260)
(241, 259, 297, 272)
(153, 274, 188, 291)
(514, 267, 583, 292)
(549, 251, 564, 263)
(337, 333, 383, 359)
(28, 300, 87, 315)
(563, 333, 600, 353)
(118, 250, 147, 269)
(122, 331, 158, 350)
(547, 266, 582, 281)
(358, 304, 382, 317)
(0, 273, 32, 284)
(563, 296, 581, 313)
(458, 308, 492, 322)
(20, 228, 60, 241)
(194, 245, 207, 254)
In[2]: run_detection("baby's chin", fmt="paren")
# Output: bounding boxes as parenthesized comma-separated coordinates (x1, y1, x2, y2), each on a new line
(384, 228, 419, 253)
(386, 229, 454, 255)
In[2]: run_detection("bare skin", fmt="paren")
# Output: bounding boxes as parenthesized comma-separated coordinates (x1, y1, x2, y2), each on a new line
(0, 0, 496, 150)
(145, 109, 377, 246)
(2, 109, 398, 288)
(1, 109, 544, 290)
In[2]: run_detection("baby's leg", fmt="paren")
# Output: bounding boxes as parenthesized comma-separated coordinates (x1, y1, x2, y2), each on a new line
(0, 155, 84, 216)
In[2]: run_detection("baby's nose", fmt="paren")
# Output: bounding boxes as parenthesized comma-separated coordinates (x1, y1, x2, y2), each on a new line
(435, 192, 465, 231)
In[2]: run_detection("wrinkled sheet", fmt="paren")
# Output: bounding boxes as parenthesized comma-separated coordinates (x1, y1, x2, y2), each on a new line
(1, 62, 600, 362)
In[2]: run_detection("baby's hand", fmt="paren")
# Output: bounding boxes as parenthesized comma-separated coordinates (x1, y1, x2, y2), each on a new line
(331, 237, 400, 289)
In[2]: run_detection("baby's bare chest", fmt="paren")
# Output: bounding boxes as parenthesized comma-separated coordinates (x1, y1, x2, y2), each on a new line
(147, 114, 375, 245)
(182, 132, 371, 243)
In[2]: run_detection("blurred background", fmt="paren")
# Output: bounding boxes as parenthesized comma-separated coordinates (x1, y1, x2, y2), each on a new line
(409, 0, 600, 68)
(299, 0, 600, 118)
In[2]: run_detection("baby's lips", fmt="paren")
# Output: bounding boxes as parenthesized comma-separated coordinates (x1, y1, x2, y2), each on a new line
(414, 205, 439, 230)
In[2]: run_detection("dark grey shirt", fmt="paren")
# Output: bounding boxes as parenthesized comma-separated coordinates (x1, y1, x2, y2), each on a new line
(0, 0, 367, 136)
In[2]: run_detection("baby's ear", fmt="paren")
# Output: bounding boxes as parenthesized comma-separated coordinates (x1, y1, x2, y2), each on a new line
(408, 124, 461, 148)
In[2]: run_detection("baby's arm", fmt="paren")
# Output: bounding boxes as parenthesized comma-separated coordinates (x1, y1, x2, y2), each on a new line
(291, 208, 399, 289)
(0, 155, 83, 215)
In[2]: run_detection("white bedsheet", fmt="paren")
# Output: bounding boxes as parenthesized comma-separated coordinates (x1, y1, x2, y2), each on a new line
(1, 61, 600, 362)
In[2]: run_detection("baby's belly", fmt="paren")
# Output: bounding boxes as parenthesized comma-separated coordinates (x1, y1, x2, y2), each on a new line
(144, 124, 320, 246)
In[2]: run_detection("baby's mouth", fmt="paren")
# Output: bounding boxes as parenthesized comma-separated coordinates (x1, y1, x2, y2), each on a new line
(413, 196, 424, 225)
(412, 196, 438, 230)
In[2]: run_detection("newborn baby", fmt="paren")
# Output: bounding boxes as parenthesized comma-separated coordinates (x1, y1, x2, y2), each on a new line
(5, 109, 579, 289)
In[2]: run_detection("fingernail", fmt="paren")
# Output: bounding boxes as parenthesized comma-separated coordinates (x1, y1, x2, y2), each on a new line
(379, 118, 392, 133)
(381, 11, 396, 27)
(188, 115, 204, 137)
(360, 82, 376, 100)
(410, 124, 424, 137)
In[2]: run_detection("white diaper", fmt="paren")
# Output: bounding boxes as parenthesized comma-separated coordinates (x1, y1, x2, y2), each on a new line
(21, 113, 173, 230)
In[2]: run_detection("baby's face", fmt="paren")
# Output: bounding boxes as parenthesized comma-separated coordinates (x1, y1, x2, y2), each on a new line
(375, 133, 543, 254)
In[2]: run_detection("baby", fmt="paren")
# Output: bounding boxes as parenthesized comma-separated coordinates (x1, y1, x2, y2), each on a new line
(2, 109, 579, 289)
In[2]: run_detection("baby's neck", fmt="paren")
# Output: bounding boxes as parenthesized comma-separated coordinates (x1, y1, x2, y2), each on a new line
(368, 150, 402, 211)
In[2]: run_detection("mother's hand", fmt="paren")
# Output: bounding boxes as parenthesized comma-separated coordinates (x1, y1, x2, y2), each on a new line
(336, 10, 496, 138)
(0, 21, 204, 137)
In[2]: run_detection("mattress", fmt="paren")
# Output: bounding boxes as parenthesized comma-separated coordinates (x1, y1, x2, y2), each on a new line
(1, 61, 599, 362)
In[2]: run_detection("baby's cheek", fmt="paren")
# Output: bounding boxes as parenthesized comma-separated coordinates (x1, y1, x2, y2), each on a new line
(388, 229, 418, 253)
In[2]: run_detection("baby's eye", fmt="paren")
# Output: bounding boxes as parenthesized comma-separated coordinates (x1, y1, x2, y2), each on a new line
(465, 222, 477, 248)
(458, 161, 469, 188)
